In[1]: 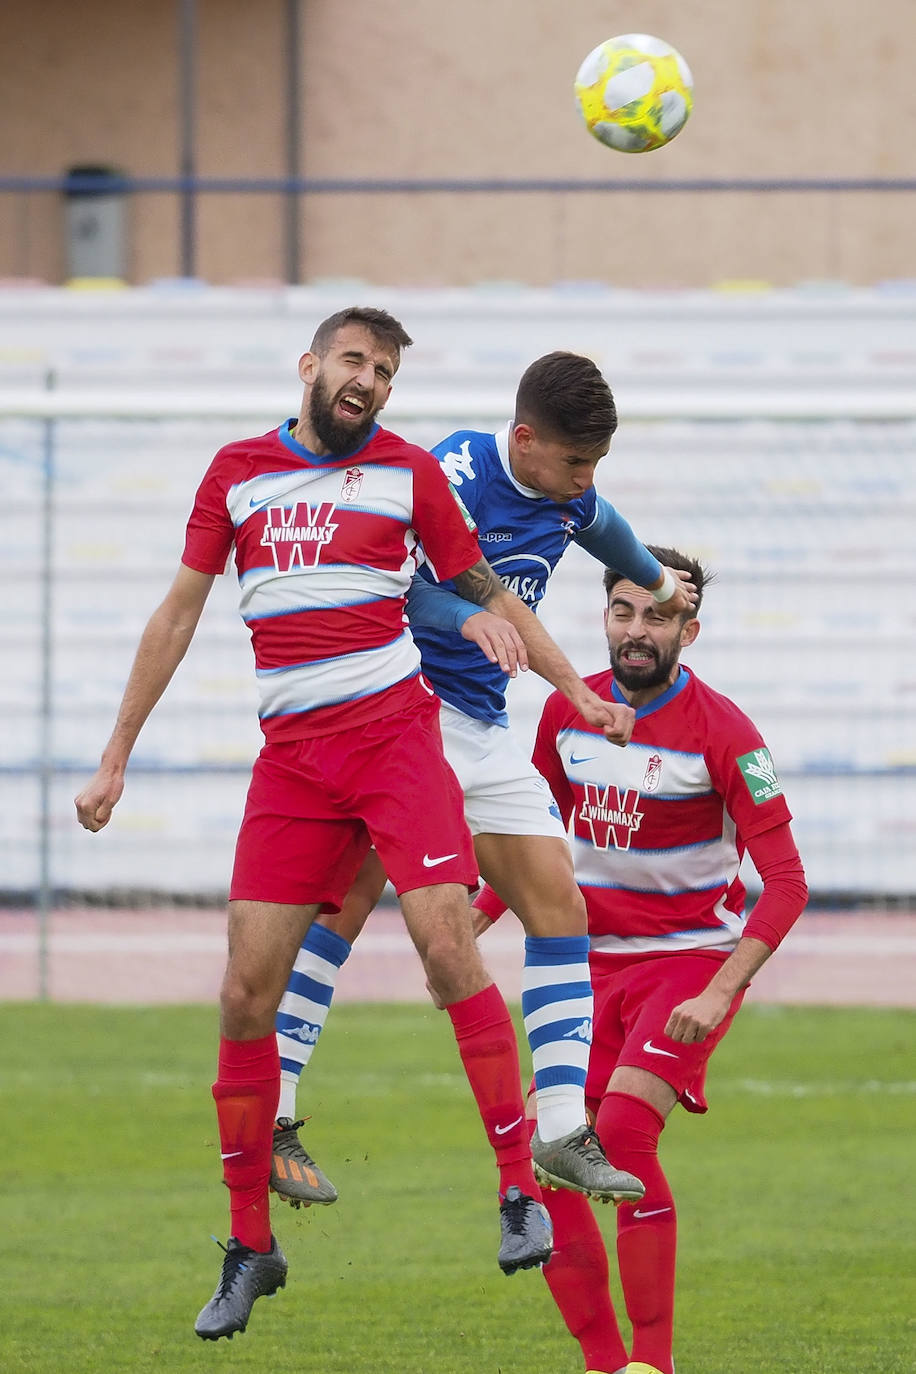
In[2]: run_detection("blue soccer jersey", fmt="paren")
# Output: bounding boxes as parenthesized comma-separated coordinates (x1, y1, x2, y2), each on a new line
(411, 425, 661, 725)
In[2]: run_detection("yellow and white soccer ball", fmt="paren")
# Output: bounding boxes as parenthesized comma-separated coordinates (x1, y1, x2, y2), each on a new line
(574, 34, 693, 153)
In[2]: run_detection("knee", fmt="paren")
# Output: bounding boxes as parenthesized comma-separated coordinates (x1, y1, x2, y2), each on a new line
(220, 963, 277, 1038)
(421, 927, 486, 1004)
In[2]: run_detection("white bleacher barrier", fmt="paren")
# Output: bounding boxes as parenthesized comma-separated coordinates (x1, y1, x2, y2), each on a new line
(1, 285, 914, 904)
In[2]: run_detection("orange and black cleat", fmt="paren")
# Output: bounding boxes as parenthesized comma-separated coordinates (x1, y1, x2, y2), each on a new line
(270, 1117, 339, 1208)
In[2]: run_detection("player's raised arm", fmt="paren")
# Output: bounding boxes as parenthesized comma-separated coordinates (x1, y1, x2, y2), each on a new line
(74, 564, 215, 832)
(575, 498, 697, 616)
(452, 557, 634, 744)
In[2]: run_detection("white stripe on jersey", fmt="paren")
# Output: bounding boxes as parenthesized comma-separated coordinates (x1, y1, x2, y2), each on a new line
(228, 464, 417, 528)
(257, 632, 420, 720)
(564, 731, 715, 797)
(239, 562, 416, 620)
(589, 895, 748, 956)
(570, 828, 740, 897)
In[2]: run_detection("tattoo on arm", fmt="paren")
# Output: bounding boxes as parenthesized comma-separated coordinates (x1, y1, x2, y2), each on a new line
(453, 558, 502, 607)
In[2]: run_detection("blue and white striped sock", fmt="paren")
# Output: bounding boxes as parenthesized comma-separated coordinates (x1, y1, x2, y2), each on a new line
(521, 933, 593, 1142)
(275, 921, 351, 1120)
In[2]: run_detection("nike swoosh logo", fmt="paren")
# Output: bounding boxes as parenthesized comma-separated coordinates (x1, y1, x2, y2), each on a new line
(220, 1150, 243, 1160)
(633, 1206, 672, 1219)
(643, 1038, 679, 1059)
(569, 754, 596, 766)
(422, 852, 458, 868)
(494, 1116, 523, 1135)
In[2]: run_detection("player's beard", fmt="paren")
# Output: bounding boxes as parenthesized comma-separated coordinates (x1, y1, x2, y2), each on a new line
(610, 639, 680, 691)
(308, 372, 379, 454)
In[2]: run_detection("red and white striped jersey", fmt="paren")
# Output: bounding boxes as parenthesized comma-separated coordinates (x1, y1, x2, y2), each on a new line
(182, 420, 482, 741)
(533, 665, 793, 955)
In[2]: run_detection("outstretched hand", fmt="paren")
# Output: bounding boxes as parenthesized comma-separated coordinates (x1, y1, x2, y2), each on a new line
(655, 566, 698, 619)
(459, 610, 529, 677)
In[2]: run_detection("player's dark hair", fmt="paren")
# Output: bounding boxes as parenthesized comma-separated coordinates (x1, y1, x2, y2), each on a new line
(309, 306, 413, 359)
(604, 545, 710, 615)
(513, 351, 617, 450)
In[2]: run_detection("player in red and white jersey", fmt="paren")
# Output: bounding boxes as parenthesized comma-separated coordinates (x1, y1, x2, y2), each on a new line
(183, 416, 483, 743)
(75, 306, 635, 1343)
(475, 546, 807, 1374)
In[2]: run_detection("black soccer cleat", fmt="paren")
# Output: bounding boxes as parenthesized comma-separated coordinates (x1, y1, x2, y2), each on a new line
(497, 1185, 554, 1275)
(194, 1235, 288, 1341)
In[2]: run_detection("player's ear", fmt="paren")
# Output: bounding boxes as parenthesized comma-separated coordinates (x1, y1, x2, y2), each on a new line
(512, 422, 534, 451)
(680, 616, 701, 649)
(298, 351, 318, 384)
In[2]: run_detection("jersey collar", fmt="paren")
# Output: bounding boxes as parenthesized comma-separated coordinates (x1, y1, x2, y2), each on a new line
(278, 417, 379, 465)
(611, 664, 691, 719)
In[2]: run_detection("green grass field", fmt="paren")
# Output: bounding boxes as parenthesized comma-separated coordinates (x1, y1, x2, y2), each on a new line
(1, 1001, 913, 1374)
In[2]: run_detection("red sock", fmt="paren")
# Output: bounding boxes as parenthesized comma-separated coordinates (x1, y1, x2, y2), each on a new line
(541, 1179, 628, 1373)
(447, 984, 540, 1199)
(211, 1034, 279, 1252)
(598, 1091, 676, 1374)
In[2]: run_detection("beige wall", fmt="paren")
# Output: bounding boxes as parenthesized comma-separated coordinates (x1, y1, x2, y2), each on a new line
(1, 0, 913, 286)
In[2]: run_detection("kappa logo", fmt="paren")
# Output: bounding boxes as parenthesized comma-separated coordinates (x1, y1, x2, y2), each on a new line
(563, 1018, 593, 1042)
(286, 1023, 321, 1045)
(260, 500, 338, 572)
(578, 782, 644, 851)
(737, 747, 783, 805)
(439, 439, 476, 487)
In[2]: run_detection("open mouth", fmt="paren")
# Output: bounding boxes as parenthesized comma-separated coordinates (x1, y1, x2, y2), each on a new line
(338, 392, 367, 418)
(621, 647, 656, 666)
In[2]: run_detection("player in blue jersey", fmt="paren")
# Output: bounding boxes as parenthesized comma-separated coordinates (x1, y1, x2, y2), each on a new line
(268, 352, 695, 1270)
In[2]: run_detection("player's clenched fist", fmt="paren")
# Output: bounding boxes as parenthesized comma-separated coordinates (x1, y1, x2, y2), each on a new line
(574, 687, 635, 747)
(74, 767, 124, 832)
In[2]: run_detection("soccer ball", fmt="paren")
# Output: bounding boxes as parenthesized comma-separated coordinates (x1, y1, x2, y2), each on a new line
(574, 34, 693, 153)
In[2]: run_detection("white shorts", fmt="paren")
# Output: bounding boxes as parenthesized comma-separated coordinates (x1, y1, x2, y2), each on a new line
(439, 701, 570, 839)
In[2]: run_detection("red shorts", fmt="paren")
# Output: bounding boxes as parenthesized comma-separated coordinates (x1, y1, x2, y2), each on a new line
(585, 951, 746, 1114)
(230, 697, 477, 910)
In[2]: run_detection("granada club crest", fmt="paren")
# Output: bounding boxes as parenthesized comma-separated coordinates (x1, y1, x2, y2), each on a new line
(643, 753, 663, 792)
(341, 467, 363, 502)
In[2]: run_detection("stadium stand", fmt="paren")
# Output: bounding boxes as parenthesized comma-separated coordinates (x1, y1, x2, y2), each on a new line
(1, 284, 914, 904)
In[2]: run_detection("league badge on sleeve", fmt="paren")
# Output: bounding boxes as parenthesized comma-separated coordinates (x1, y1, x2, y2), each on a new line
(737, 748, 783, 804)
(448, 484, 478, 533)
